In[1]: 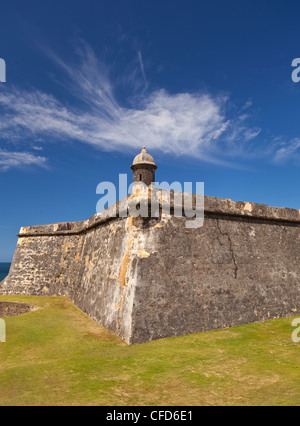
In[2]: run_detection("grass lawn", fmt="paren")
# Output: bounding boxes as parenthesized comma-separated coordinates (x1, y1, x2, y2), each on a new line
(0, 295, 299, 406)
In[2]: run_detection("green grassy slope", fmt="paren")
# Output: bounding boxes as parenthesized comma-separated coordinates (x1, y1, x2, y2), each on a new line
(0, 295, 299, 406)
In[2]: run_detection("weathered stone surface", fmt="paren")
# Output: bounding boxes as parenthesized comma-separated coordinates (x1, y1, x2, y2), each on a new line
(129, 214, 300, 343)
(1, 216, 142, 343)
(1, 193, 299, 344)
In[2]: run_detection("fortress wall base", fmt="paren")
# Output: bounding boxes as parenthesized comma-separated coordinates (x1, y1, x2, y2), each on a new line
(1, 194, 300, 344)
(0, 217, 145, 344)
(129, 214, 300, 343)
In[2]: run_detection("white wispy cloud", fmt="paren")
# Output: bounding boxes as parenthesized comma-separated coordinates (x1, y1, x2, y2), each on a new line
(273, 138, 300, 163)
(0, 149, 47, 171)
(0, 41, 266, 170)
(137, 51, 148, 90)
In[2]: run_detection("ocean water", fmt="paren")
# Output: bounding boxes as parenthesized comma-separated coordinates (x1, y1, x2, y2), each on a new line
(0, 263, 11, 282)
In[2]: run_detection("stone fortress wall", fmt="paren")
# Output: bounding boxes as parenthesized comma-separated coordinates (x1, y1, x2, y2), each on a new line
(1, 192, 299, 344)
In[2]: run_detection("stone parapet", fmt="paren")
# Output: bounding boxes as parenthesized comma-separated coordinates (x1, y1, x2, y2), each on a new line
(17, 193, 300, 238)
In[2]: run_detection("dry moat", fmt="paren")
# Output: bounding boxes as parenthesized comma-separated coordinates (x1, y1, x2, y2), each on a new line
(0, 301, 38, 318)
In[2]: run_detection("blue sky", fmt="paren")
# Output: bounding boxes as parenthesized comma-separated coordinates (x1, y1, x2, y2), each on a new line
(0, 0, 300, 261)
